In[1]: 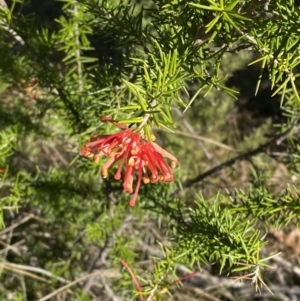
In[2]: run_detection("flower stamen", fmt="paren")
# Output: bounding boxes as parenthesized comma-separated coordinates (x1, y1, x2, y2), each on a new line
(80, 117, 178, 206)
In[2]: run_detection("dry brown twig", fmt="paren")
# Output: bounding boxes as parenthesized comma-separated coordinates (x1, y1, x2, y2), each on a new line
(0, 214, 35, 237)
(0, 261, 70, 284)
(37, 270, 104, 301)
(0, 262, 50, 283)
(0, 238, 25, 256)
(232, 263, 273, 295)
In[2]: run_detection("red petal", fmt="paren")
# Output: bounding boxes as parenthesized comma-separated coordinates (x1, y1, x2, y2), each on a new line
(141, 151, 159, 182)
(123, 164, 134, 193)
(152, 142, 178, 167)
(101, 155, 121, 178)
(129, 162, 143, 207)
(114, 143, 132, 180)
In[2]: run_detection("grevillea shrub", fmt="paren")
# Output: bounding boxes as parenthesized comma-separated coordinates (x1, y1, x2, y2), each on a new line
(1, 0, 300, 300)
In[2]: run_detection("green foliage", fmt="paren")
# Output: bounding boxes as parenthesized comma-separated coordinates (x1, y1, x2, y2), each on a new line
(1, 0, 300, 300)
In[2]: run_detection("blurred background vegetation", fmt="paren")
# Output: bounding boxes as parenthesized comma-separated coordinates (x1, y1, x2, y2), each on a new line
(1, 0, 300, 300)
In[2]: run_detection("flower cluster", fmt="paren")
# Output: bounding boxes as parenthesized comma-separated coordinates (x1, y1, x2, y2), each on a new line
(80, 117, 178, 206)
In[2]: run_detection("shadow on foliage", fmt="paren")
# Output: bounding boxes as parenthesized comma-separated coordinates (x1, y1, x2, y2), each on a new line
(226, 61, 282, 125)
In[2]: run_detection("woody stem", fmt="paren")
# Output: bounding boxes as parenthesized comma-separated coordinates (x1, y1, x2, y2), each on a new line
(136, 99, 157, 131)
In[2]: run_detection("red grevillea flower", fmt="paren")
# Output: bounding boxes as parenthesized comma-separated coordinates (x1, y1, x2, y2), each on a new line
(80, 116, 178, 206)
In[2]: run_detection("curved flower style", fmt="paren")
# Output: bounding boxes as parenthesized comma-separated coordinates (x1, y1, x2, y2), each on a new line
(80, 117, 178, 206)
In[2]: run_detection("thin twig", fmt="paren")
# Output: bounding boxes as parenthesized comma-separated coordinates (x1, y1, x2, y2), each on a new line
(137, 99, 157, 131)
(73, 0, 84, 107)
(37, 271, 101, 301)
(0, 238, 25, 256)
(0, 217, 14, 276)
(53, 88, 82, 126)
(182, 124, 300, 190)
(174, 108, 215, 161)
(0, 214, 34, 237)
(101, 278, 123, 301)
(0, 263, 49, 283)
(19, 274, 27, 301)
(1, 262, 70, 284)
(172, 108, 236, 186)
(156, 127, 235, 151)
(121, 259, 144, 301)
(146, 284, 158, 301)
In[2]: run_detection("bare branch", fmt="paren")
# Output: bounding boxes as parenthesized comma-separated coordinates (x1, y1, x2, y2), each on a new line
(182, 125, 300, 190)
